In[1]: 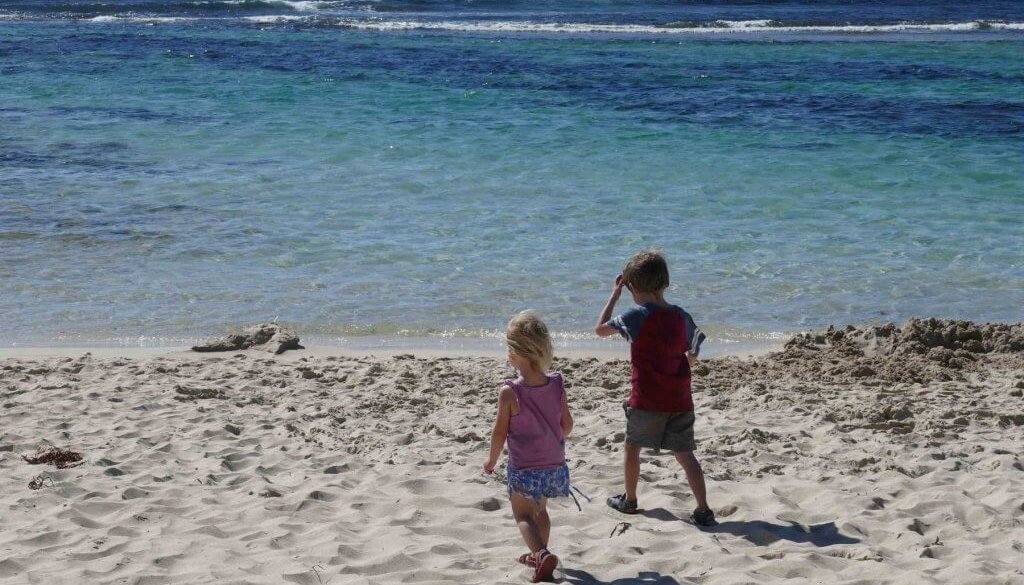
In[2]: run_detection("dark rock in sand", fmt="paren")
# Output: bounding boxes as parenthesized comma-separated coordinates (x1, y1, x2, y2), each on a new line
(192, 323, 302, 355)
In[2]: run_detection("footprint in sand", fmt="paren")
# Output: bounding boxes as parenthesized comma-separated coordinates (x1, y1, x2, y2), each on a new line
(473, 497, 502, 512)
(121, 487, 149, 500)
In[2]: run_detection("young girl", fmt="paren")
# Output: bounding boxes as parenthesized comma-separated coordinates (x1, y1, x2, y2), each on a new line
(484, 311, 574, 583)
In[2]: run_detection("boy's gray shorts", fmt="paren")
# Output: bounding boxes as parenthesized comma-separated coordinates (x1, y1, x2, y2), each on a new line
(623, 402, 696, 452)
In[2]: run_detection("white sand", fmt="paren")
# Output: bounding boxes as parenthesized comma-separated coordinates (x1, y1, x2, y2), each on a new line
(1, 321, 1022, 584)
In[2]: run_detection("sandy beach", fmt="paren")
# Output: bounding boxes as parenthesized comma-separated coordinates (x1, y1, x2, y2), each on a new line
(6, 2, 1024, 582)
(1, 318, 1022, 585)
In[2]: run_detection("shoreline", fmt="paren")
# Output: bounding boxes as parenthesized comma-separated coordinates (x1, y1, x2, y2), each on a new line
(0, 340, 782, 361)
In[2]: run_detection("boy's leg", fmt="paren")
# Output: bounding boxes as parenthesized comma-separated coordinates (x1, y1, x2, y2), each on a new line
(673, 450, 709, 510)
(624, 443, 641, 501)
(510, 493, 546, 552)
(610, 405, 656, 512)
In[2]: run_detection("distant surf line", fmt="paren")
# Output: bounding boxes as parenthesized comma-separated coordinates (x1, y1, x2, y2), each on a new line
(3, 11, 1024, 35)
(315, 18, 1024, 34)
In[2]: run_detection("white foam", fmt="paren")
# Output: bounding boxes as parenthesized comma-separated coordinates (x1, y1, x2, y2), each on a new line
(86, 13, 309, 24)
(326, 18, 1024, 34)
(714, 19, 777, 29)
(87, 15, 199, 23)
(14, 14, 1023, 34)
(194, 0, 333, 10)
(251, 0, 327, 11)
(244, 14, 312, 23)
(190, 0, 317, 8)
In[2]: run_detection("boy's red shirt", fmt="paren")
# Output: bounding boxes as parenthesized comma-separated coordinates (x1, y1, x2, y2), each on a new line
(609, 303, 705, 413)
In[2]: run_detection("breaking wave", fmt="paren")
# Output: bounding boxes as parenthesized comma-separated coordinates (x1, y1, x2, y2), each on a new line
(313, 18, 1024, 34)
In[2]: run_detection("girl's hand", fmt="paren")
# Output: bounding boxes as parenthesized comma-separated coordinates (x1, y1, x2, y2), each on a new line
(483, 457, 497, 474)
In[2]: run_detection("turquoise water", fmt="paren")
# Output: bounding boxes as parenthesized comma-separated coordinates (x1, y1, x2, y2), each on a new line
(1, 2, 1023, 350)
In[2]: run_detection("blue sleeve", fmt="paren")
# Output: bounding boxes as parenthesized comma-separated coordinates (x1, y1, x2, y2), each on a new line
(683, 311, 707, 357)
(607, 306, 647, 343)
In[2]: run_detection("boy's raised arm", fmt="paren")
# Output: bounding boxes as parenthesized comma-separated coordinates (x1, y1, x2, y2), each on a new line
(594, 275, 625, 337)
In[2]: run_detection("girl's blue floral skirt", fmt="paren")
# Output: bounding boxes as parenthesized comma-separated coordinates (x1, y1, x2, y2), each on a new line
(507, 463, 571, 501)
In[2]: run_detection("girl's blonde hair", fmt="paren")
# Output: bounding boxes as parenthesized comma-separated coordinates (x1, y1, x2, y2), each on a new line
(506, 311, 554, 371)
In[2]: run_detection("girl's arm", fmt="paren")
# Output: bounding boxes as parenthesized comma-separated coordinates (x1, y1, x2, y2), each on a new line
(560, 388, 574, 437)
(484, 386, 515, 474)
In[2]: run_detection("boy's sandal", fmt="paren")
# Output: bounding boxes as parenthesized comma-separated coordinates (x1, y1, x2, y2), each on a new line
(692, 507, 717, 527)
(606, 493, 638, 514)
(517, 553, 537, 567)
(532, 549, 558, 583)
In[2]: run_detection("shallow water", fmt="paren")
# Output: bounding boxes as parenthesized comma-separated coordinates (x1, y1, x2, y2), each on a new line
(1, 1, 1022, 349)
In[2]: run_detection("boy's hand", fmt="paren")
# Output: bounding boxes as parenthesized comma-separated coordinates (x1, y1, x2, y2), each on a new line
(595, 274, 626, 337)
(612, 274, 625, 298)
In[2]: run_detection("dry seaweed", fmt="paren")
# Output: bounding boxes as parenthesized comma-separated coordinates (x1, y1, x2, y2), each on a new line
(23, 447, 84, 469)
(28, 474, 54, 490)
(174, 385, 226, 401)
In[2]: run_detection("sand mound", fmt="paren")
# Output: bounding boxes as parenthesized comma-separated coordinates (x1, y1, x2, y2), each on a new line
(789, 318, 1024, 356)
(778, 318, 1024, 384)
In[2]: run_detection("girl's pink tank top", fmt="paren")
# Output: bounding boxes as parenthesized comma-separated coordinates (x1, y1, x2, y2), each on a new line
(506, 372, 566, 471)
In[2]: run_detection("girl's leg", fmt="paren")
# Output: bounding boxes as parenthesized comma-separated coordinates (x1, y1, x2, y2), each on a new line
(512, 495, 559, 582)
(536, 498, 551, 546)
(509, 493, 545, 552)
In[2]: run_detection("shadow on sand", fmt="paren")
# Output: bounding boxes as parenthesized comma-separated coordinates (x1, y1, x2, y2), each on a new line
(561, 509, 860, 584)
(640, 508, 861, 547)
(561, 568, 682, 585)
(638, 508, 681, 522)
(711, 520, 860, 547)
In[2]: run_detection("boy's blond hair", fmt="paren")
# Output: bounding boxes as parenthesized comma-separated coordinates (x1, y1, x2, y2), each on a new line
(622, 249, 670, 293)
(506, 311, 554, 371)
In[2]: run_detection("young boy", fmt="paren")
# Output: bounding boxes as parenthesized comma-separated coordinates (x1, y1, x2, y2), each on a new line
(594, 249, 716, 526)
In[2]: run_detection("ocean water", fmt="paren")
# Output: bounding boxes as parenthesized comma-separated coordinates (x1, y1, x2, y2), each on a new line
(1, 1, 1023, 352)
